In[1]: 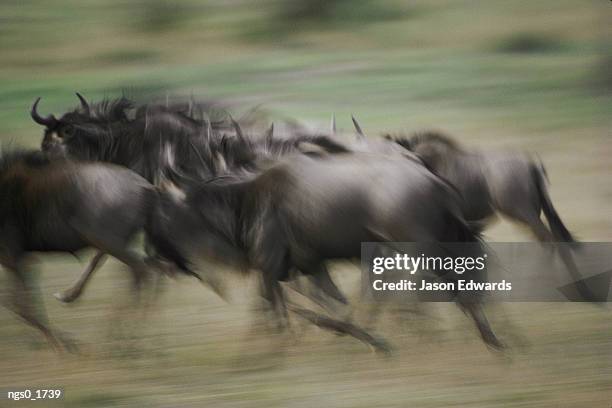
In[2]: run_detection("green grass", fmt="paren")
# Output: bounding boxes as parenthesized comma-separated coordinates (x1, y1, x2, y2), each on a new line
(0, 0, 609, 144)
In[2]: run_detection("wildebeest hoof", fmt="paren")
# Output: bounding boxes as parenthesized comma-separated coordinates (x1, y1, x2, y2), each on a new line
(485, 337, 506, 352)
(372, 338, 393, 357)
(49, 332, 81, 354)
(60, 337, 80, 354)
(54, 290, 78, 303)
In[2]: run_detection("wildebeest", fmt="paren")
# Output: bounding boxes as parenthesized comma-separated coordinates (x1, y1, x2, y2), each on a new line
(164, 152, 504, 350)
(32, 94, 351, 302)
(0, 148, 197, 350)
(31, 95, 503, 350)
(33, 95, 220, 183)
(385, 130, 575, 242)
(384, 130, 595, 300)
(33, 94, 346, 183)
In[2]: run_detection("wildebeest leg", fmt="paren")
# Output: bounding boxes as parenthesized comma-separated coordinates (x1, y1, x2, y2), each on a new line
(259, 273, 289, 332)
(308, 266, 348, 305)
(288, 265, 348, 316)
(99, 249, 150, 349)
(80, 239, 152, 350)
(519, 214, 554, 242)
(288, 278, 341, 316)
(250, 216, 292, 331)
(555, 246, 594, 300)
(69, 215, 150, 295)
(438, 236, 503, 351)
(305, 265, 355, 323)
(286, 302, 391, 354)
(3, 260, 64, 351)
(521, 217, 594, 301)
(458, 300, 504, 350)
(54, 251, 107, 303)
(508, 209, 590, 286)
(78, 236, 149, 294)
(288, 263, 391, 352)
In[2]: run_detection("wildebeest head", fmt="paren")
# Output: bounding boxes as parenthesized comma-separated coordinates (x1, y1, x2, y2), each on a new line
(32, 93, 240, 181)
(32, 93, 131, 160)
(385, 130, 462, 170)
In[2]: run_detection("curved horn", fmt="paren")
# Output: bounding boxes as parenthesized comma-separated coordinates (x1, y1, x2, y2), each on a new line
(351, 115, 365, 139)
(331, 113, 336, 135)
(75, 92, 90, 115)
(30, 97, 57, 127)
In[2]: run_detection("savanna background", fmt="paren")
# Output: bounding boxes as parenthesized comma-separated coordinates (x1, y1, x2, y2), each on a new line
(0, 1, 611, 407)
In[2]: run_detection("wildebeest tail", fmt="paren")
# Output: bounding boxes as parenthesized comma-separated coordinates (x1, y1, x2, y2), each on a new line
(144, 188, 201, 280)
(532, 161, 576, 243)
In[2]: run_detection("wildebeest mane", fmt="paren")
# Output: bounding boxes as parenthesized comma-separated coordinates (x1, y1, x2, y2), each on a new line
(214, 134, 258, 172)
(43, 94, 352, 189)
(72, 97, 133, 123)
(66, 98, 220, 181)
(136, 100, 230, 129)
(385, 130, 462, 152)
(412, 130, 461, 149)
(264, 133, 351, 157)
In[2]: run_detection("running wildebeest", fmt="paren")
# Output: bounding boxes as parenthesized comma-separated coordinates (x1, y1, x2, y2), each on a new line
(33, 95, 220, 183)
(32, 94, 350, 302)
(163, 151, 504, 350)
(0, 148, 198, 350)
(33, 94, 346, 183)
(384, 130, 595, 299)
(385, 130, 574, 241)
(31, 95, 503, 351)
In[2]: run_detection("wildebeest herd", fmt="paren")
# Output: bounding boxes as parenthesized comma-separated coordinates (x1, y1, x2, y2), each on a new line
(0, 93, 581, 353)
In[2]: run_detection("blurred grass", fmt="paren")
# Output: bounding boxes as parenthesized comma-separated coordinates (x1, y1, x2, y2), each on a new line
(0, 1, 611, 407)
(0, 0, 610, 142)
(1, 262, 611, 407)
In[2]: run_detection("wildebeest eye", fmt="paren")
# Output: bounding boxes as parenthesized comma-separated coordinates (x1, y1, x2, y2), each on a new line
(60, 125, 74, 138)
